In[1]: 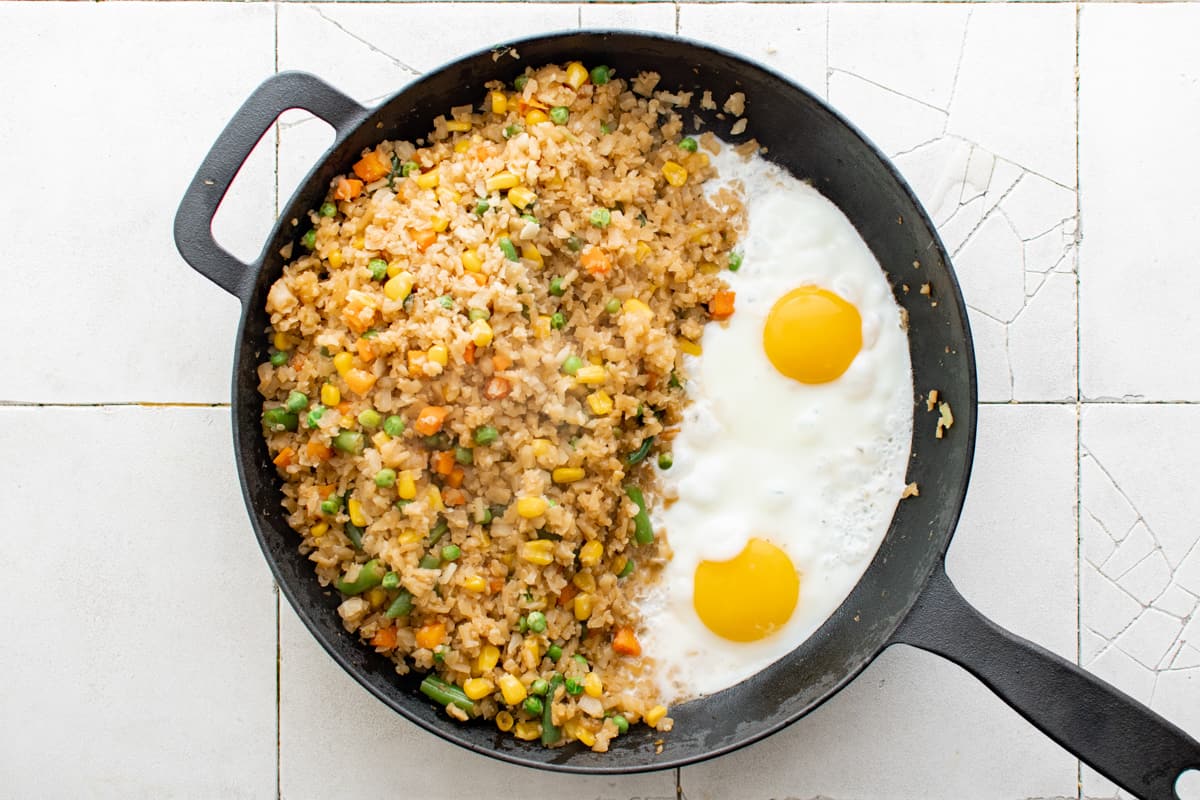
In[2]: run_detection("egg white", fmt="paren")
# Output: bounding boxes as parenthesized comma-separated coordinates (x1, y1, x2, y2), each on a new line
(637, 144, 914, 703)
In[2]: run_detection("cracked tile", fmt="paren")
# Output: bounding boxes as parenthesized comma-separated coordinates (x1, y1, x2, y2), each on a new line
(828, 69, 947, 157)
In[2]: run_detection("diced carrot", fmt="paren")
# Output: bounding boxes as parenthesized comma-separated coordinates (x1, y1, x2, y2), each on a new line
(334, 177, 363, 201)
(709, 290, 736, 321)
(316, 484, 336, 498)
(483, 376, 511, 400)
(344, 368, 377, 396)
(613, 626, 641, 657)
(355, 338, 375, 362)
(580, 246, 612, 277)
(488, 577, 505, 594)
(352, 149, 391, 183)
(463, 342, 476, 365)
(307, 441, 333, 461)
(273, 447, 295, 467)
(446, 467, 465, 489)
(491, 353, 512, 372)
(431, 450, 455, 476)
(468, 272, 488, 287)
(442, 486, 466, 506)
(336, 401, 352, 416)
(411, 228, 438, 252)
(414, 405, 449, 435)
(407, 350, 428, 375)
(414, 622, 446, 650)
(370, 625, 398, 650)
(557, 583, 579, 608)
(474, 145, 492, 162)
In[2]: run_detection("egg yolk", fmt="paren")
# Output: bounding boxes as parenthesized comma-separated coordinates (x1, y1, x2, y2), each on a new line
(763, 286, 862, 384)
(693, 538, 800, 642)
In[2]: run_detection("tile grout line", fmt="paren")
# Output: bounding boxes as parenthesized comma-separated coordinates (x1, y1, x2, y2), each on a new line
(1073, 2, 1083, 797)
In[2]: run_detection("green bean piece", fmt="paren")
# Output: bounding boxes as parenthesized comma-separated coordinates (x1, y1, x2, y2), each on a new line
(437, 295, 454, 309)
(319, 201, 337, 217)
(332, 430, 365, 455)
(455, 446, 474, 465)
(433, 647, 445, 663)
(343, 521, 364, 550)
(368, 258, 388, 280)
(523, 696, 544, 716)
(541, 675, 564, 745)
(262, 408, 299, 432)
(385, 589, 413, 619)
(548, 276, 565, 297)
(383, 415, 405, 437)
(566, 234, 583, 252)
(590, 65, 611, 85)
(498, 236, 519, 262)
(521, 214, 539, 225)
(306, 405, 325, 429)
(301, 229, 317, 250)
(678, 136, 699, 153)
(502, 124, 522, 139)
(526, 611, 547, 633)
(428, 519, 449, 546)
(625, 485, 654, 544)
(441, 544, 461, 561)
(611, 714, 629, 734)
(657, 452, 674, 470)
(374, 468, 397, 488)
(728, 251, 744, 272)
(334, 558, 385, 595)
(550, 312, 566, 330)
(381, 571, 401, 590)
(550, 106, 569, 125)
(513, 74, 529, 91)
(420, 675, 476, 715)
(400, 161, 419, 177)
(589, 208, 611, 228)
(547, 644, 563, 662)
(626, 436, 655, 466)
(473, 425, 499, 446)
(530, 678, 550, 696)
(565, 677, 583, 696)
(269, 350, 289, 367)
(517, 615, 528, 634)
(605, 298, 621, 314)
(618, 557, 635, 578)
(474, 198, 489, 215)
(468, 307, 490, 322)
(418, 554, 442, 570)
(561, 355, 583, 375)
(357, 409, 381, 429)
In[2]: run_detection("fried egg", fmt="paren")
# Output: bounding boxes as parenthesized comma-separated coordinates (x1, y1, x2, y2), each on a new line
(638, 145, 914, 703)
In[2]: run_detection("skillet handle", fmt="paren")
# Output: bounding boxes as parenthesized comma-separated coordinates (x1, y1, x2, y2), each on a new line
(173, 71, 368, 304)
(892, 565, 1200, 800)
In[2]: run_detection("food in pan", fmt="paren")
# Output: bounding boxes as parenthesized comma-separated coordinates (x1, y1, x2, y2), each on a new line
(258, 61, 911, 751)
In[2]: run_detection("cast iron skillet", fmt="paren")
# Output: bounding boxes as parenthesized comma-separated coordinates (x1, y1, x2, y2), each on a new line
(174, 31, 1200, 798)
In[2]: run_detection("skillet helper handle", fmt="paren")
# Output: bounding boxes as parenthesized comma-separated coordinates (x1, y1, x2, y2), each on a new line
(174, 71, 368, 303)
(893, 566, 1200, 800)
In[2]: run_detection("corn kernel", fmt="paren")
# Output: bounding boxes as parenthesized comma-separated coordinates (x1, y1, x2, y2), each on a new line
(485, 171, 520, 192)
(574, 364, 607, 385)
(574, 725, 596, 747)
(513, 720, 540, 740)
(469, 319, 494, 347)
(398, 530, 422, 545)
(583, 672, 603, 698)
(525, 109, 549, 127)
(498, 673, 527, 706)
(520, 242, 543, 267)
(477, 644, 501, 673)
(320, 383, 340, 407)
(574, 593, 594, 621)
(523, 636, 541, 665)
(516, 496, 549, 519)
(463, 574, 487, 593)
(407, 350, 428, 374)
(428, 344, 449, 366)
(366, 587, 387, 609)
(565, 61, 589, 89)
(352, 236, 365, 250)
(327, 248, 344, 269)
(552, 467, 586, 484)
(461, 250, 483, 273)
(645, 705, 669, 727)
(415, 168, 440, 189)
(490, 91, 508, 114)
(662, 161, 688, 187)
(492, 711, 514, 733)
(273, 331, 291, 351)
(347, 498, 366, 527)
(445, 119, 472, 132)
(622, 298, 652, 317)
(508, 186, 537, 210)
(339, 415, 355, 428)
(531, 438, 553, 458)
(453, 138, 471, 154)
(579, 540, 603, 567)
(533, 315, 551, 339)
(572, 572, 596, 593)
(397, 470, 417, 500)
(634, 241, 652, 264)
(384, 271, 414, 302)
(463, 677, 495, 700)
(612, 555, 628, 576)
(428, 486, 444, 511)
(678, 338, 703, 357)
(586, 390, 614, 417)
(430, 215, 449, 233)
(333, 352, 354, 375)
(520, 539, 555, 566)
(384, 260, 403, 278)
(310, 522, 329, 539)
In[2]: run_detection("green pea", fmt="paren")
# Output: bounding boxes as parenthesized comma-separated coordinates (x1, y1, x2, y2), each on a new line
(374, 468, 397, 488)
(332, 430, 364, 455)
(269, 351, 289, 367)
(523, 696, 544, 716)
(728, 251, 744, 272)
(437, 295, 453, 309)
(566, 235, 583, 252)
(473, 425, 499, 446)
(301, 229, 317, 250)
(418, 554, 442, 570)
(589, 208, 611, 228)
(468, 307, 490, 322)
(526, 611, 547, 633)
(262, 408, 299, 432)
(565, 677, 583, 696)
(549, 106, 569, 125)
(503, 124, 522, 139)
(549, 277, 565, 297)
(319, 201, 337, 217)
(611, 714, 629, 734)
(454, 446, 474, 465)
(474, 198, 489, 215)
(530, 678, 550, 697)
(547, 644, 563, 662)
(573, 654, 589, 668)
(400, 161, 419, 177)
(514, 74, 529, 91)
(561, 355, 583, 375)
(590, 65, 611, 85)
(657, 452, 674, 470)
(605, 298, 621, 314)
(320, 496, 341, 515)
(678, 136, 699, 153)
(383, 415, 405, 437)
(368, 258, 388, 280)
(424, 432, 452, 450)
(550, 312, 565, 330)
(618, 557, 635, 578)
(441, 544, 461, 561)
(357, 409, 381, 429)
(498, 236, 519, 262)
(284, 391, 308, 413)
(306, 405, 326, 429)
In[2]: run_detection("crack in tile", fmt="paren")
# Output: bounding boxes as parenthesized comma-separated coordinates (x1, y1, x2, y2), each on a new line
(310, 6, 422, 77)
(942, 5, 973, 134)
(829, 67, 949, 114)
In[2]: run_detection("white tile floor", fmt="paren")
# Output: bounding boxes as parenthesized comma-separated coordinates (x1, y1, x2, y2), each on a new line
(2, 2, 1198, 799)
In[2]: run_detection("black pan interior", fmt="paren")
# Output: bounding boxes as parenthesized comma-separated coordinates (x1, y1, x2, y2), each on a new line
(230, 31, 977, 772)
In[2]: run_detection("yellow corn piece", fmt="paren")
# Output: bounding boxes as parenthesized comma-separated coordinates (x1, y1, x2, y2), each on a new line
(516, 497, 549, 519)
(579, 540, 603, 567)
(333, 352, 354, 375)
(352, 236, 365, 250)
(453, 138, 471, 154)
(366, 587, 387, 609)
(574, 724, 596, 747)
(612, 555, 628, 576)
(688, 223, 709, 243)
(677, 338, 703, 357)
(461, 250, 483, 273)
(347, 498, 366, 527)
(533, 315, 551, 339)
(520, 242, 543, 267)
(662, 161, 688, 186)
(339, 415, 355, 428)
(525, 109, 549, 127)
(645, 705, 669, 727)
(477, 644, 500, 673)
(572, 572, 596, 593)
(485, 171, 520, 192)
(428, 344, 449, 366)
(588, 354, 602, 365)
(552, 467, 585, 484)
(498, 673, 527, 706)
(445, 120, 472, 132)
(320, 383, 341, 407)
(469, 319, 494, 347)
(634, 241, 652, 264)
(384, 271, 414, 302)
(507, 186, 537, 210)
(513, 720, 540, 740)
(463, 574, 487, 593)
(586, 391, 613, 417)
(698, 262, 721, 275)
(565, 61, 589, 89)
(622, 298, 652, 317)
(397, 470, 417, 500)
(573, 593, 594, 621)
(398, 530, 422, 545)
(415, 169, 440, 189)
(272, 331, 291, 351)
(428, 486, 444, 512)
(327, 248, 343, 269)
(583, 672, 603, 698)
(430, 215, 449, 233)
(523, 635, 541, 665)
(489, 91, 508, 114)
(574, 364, 607, 385)
(310, 522, 329, 539)
(463, 677, 495, 700)
(520, 539, 555, 566)
(530, 438, 553, 458)
(444, 189, 462, 204)
(386, 260, 405, 278)
(406, 350, 427, 374)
